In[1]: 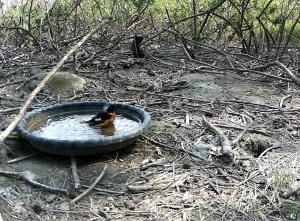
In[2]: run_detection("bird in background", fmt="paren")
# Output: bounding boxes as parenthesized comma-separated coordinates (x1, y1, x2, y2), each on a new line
(131, 34, 145, 58)
(82, 104, 116, 127)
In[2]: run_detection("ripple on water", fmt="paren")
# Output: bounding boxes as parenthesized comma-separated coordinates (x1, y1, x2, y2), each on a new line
(32, 114, 141, 140)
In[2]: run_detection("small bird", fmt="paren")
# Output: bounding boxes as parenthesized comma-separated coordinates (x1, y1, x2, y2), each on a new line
(83, 104, 116, 127)
(131, 34, 145, 58)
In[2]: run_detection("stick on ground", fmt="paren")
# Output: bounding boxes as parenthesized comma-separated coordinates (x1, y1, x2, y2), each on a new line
(6, 153, 38, 164)
(202, 116, 234, 162)
(0, 170, 68, 194)
(274, 61, 300, 86)
(71, 157, 81, 189)
(70, 164, 108, 205)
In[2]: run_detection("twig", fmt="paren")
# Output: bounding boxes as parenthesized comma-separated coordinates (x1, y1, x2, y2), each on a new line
(81, 185, 125, 195)
(142, 135, 208, 162)
(232, 123, 251, 145)
(6, 153, 38, 164)
(0, 143, 14, 157)
(0, 22, 107, 152)
(257, 143, 281, 159)
(179, 37, 195, 60)
(185, 111, 190, 125)
(71, 157, 80, 189)
(127, 184, 154, 193)
(140, 159, 165, 170)
(0, 170, 68, 194)
(0, 79, 25, 88)
(146, 92, 279, 110)
(284, 12, 300, 48)
(224, 67, 292, 82)
(279, 95, 292, 109)
(274, 61, 300, 86)
(202, 116, 234, 162)
(70, 164, 107, 205)
(216, 167, 230, 181)
(143, 0, 226, 45)
(235, 171, 259, 187)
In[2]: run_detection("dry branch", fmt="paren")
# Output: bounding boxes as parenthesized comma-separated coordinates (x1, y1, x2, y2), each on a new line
(143, 135, 208, 162)
(274, 61, 300, 86)
(232, 123, 251, 145)
(0, 21, 108, 153)
(257, 143, 281, 159)
(202, 116, 234, 162)
(6, 153, 38, 164)
(279, 95, 292, 108)
(70, 164, 107, 205)
(71, 157, 81, 189)
(143, 0, 226, 45)
(127, 184, 154, 193)
(81, 185, 125, 195)
(0, 170, 68, 194)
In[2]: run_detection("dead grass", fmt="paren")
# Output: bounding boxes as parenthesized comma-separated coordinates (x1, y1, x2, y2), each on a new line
(0, 38, 300, 220)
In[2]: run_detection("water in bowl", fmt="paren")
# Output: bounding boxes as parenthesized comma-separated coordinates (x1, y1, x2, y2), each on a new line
(32, 113, 141, 140)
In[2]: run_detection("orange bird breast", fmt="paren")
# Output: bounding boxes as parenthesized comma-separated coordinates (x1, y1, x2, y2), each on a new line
(95, 112, 116, 127)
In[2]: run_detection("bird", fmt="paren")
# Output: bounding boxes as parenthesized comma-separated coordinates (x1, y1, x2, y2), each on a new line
(131, 34, 145, 58)
(82, 104, 116, 127)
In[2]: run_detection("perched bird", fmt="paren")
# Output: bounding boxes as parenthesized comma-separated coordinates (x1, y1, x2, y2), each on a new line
(83, 104, 116, 127)
(131, 34, 145, 58)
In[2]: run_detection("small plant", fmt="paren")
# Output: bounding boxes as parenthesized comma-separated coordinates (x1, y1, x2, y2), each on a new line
(271, 172, 293, 190)
(252, 201, 263, 212)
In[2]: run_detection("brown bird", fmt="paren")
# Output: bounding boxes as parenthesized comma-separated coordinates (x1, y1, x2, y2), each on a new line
(83, 104, 116, 127)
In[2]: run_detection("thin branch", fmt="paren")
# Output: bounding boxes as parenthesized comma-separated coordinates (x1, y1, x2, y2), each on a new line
(142, 135, 208, 162)
(6, 154, 38, 164)
(0, 170, 68, 194)
(82, 185, 125, 195)
(202, 116, 234, 162)
(127, 184, 154, 193)
(143, 0, 226, 45)
(279, 95, 292, 109)
(232, 123, 251, 145)
(258, 143, 281, 159)
(284, 12, 300, 48)
(70, 164, 108, 205)
(71, 157, 81, 189)
(274, 61, 300, 86)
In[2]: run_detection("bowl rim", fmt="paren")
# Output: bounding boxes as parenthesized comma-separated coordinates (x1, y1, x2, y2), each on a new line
(17, 101, 151, 147)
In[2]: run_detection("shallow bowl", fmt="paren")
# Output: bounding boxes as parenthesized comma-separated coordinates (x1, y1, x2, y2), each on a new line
(17, 101, 151, 156)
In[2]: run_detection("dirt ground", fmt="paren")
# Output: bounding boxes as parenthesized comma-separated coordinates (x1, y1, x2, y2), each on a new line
(1, 42, 300, 221)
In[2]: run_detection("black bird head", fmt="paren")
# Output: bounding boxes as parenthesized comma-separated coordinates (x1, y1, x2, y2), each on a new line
(105, 104, 116, 113)
(134, 34, 144, 45)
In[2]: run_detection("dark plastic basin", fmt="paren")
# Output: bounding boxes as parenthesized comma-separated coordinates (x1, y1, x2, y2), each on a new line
(17, 101, 151, 156)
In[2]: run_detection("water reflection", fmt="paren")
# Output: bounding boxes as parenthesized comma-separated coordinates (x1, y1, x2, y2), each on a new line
(99, 124, 116, 136)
